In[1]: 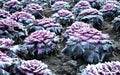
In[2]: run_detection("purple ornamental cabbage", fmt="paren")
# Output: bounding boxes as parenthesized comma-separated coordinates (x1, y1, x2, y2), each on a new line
(72, 1, 91, 16)
(22, 3, 43, 19)
(0, 0, 13, 7)
(63, 21, 91, 39)
(50, 0, 66, 5)
(24, 30, 59, 58)
(52, 9, 75, 26)
(0, 38, 14, 51)
(81, 0, 102, 9)
(0, 51, 22, 75)
(64, 26, 109, 43)
(100, 1, 120, 20)
(0, 51, 14, 74)
(28, 18, 63, 35)
(51, 1, 70, 12)
(0, 9, 10, 20)
(62, 27, 116, 64)
(76, 8, 103, 30)
(0, 19, 26, 43)
(112, 15, 120, 33)
(10, 11, 35, 27)
(82, 61, 120, 75)
(18, 59, 53, 75)
(0, 51, 13, 71)
(0, 51, 12, 63)
(3, 0, 22, 13)
(21, 0, 49, 7)
(0, 0, 10, 8)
